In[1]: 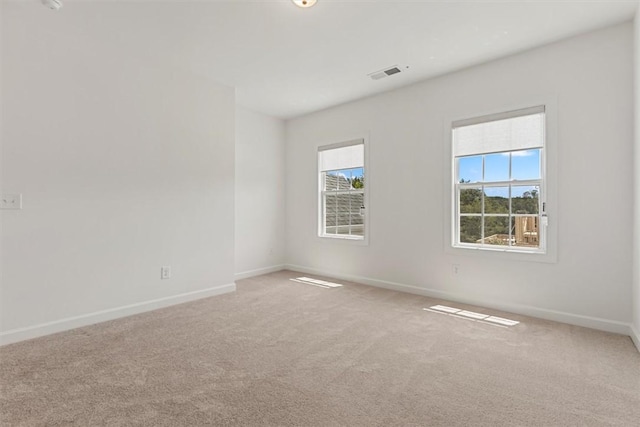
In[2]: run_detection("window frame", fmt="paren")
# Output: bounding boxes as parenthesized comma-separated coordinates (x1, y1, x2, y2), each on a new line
(454, 155, 545, 253)
(443, 100, 558, 263)
(321, 169, 365, 239)
(317, 137, 369, 244)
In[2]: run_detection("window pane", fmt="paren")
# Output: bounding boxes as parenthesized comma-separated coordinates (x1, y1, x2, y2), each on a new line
(458, 156, 482, 183)
(484, 187, 509, 214)
(325, 194, 337, 217)
(335, 226, 351, 235)
(338, 170, 352, 190)
(349, 192, 364, 217)
(351, 225, 364, 236)
(459, 216, 481, 244)
(350, 213, 363, 226)
(351, 208, 364, 236)
(512, 215, 539, 248)
(483, 216, 510, 246)
(511, 186, 539, 215)
(459, 187, 482, 214)
(351, 167, 365, 189)
(484, 153, 509, 182)
(349, 192, 364, 237)
(324, 194, 337, 234)
(325, 172, 339, 190)
(511, 149, 541, 181)
(336, 194, 350, 228)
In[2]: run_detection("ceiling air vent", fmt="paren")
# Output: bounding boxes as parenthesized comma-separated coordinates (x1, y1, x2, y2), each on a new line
(368, 65, 406, 81)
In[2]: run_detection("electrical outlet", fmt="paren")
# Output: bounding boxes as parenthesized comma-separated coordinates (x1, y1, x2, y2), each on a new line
(161, 266, 171, 279)
(1, 194, 22, 210)
(452, 264, 460, 275)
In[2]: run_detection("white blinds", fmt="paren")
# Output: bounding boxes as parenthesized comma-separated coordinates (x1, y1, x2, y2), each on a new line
(453, 106, 545, 157)
(318, 140, 364, 172)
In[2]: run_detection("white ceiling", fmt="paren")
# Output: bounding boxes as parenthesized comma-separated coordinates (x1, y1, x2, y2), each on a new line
(4, 0, 638, 119)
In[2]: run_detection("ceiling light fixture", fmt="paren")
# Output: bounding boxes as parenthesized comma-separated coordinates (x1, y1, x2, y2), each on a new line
(292, 0, 317, 8)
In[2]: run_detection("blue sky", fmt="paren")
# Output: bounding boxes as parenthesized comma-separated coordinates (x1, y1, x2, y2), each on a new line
(458, 149, 540, 197)
(458, 149, 540, 183)
(484, 185, 538, 198)
(327, 167, 364, 179)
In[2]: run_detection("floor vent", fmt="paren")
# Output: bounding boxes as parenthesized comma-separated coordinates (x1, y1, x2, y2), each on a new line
(290, 277, 343, 289)
(424, 305, 520, 327)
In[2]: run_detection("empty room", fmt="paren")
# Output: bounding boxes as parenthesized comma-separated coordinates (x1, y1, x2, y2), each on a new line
(1, 0, 640, 425)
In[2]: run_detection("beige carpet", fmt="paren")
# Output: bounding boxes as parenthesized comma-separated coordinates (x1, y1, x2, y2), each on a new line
(1, 270, 639, 426)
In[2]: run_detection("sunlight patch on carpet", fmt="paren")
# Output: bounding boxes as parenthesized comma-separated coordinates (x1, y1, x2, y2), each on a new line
(424, 305, 520, 327)
(290, 277, 344, 289)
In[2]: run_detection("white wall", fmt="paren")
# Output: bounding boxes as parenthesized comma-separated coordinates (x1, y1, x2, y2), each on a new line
(286, 23, 634, 333)
(0, 4, 235, 343)
(633, 4, 640, 349)
(235, 106, 285, 278)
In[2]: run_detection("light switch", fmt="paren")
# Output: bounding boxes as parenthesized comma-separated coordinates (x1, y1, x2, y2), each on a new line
(1, 194, 22, 210)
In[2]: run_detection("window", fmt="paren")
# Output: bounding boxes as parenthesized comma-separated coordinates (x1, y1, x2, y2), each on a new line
(318, 140, 365, 240)
(452, 106, 546, 253)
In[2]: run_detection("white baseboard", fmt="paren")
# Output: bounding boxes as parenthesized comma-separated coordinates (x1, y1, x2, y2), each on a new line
(0, 283, 236, 347)
(285, 264, 632, 336)
(235, 265, 285, 281)
(630, 324, 640, 353)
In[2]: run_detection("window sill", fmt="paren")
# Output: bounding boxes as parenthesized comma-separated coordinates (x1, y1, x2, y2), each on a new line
(318, 234, 369, 246)
(447, 244, 556, 263)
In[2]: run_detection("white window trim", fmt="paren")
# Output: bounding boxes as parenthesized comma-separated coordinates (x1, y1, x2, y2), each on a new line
(317, 136, 370, 245)
(443, 99, 558, 263)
